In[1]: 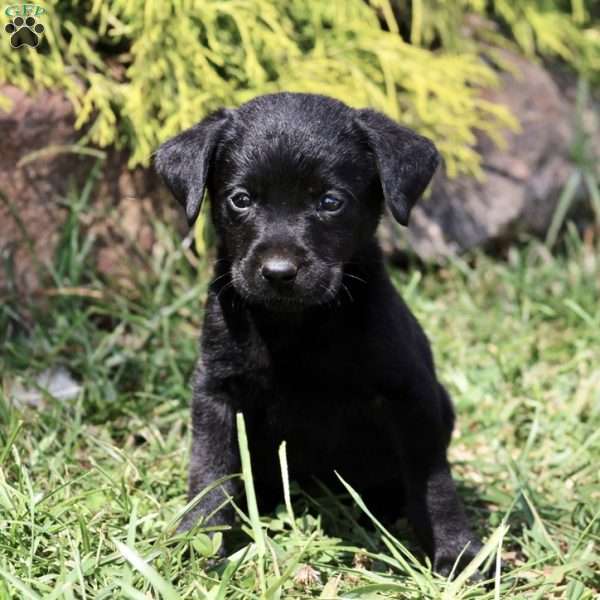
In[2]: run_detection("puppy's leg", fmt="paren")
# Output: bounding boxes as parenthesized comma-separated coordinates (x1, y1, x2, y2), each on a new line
(178, 375, 240, 533)
(387, 380, 482, 576)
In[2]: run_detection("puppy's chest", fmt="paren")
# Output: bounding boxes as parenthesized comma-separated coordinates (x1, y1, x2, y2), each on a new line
(245, 345, 369, 404)
(217, 320, 393, 482)
(244, 367, 379, 447)
(209, 308, 382, 434)
(244, 386, 392, 486)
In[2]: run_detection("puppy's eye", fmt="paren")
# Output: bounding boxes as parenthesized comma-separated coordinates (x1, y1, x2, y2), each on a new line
(318, 196, 345, 213)
(229, 192, 252, 211)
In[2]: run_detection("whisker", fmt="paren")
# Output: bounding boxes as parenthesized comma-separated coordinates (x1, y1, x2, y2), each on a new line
(343, 272, 367, 284)
(216, 280, 235, 301)
(341, 283, 354, 303)
(209, 271, 232, 287)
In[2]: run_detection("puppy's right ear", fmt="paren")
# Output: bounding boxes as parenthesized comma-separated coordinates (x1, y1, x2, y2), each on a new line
(154, 109, 231, 225)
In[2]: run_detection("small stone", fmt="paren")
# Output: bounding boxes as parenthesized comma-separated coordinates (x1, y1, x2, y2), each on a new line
(9, 366, 81, 408)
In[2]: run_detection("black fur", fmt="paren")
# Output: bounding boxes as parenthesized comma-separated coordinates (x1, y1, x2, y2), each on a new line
(155, 93, 482, 575)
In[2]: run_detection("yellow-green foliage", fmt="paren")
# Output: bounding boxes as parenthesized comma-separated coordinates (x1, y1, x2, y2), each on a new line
(1, 0, 597, 174)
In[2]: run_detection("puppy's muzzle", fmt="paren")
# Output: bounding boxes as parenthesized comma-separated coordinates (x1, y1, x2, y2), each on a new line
(261, 258, 298, 284)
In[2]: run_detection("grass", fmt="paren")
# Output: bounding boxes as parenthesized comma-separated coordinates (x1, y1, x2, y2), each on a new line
(0, 188, 599, 599)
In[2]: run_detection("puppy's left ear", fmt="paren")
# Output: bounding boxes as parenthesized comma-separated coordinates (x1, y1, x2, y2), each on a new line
(356, 109, 440, 226)
(154, 108, 231, 225)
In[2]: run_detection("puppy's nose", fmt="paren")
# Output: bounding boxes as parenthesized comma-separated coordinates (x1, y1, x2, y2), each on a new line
(261, 258, 298, 283)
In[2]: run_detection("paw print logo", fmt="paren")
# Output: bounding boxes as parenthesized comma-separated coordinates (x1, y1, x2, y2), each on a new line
(5, 16, 44, 48)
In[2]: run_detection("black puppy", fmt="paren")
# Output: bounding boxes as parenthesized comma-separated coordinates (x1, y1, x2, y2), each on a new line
(155, 93, 482, 575)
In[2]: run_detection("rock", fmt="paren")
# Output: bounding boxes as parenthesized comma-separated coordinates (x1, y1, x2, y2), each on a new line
(0, 85, 75, 297)
(0, 85, 180, 301)
(381, 52, 599, 261)
(9, 365, 82, 408)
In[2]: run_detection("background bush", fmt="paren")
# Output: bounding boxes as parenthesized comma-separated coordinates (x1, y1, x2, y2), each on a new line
(1, 0, 598, 174)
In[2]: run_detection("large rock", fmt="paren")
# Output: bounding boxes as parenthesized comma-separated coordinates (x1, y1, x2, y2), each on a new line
(381, 53, 598, 260)
(0, 85, 75, 297)
(0, 85, 179, 300)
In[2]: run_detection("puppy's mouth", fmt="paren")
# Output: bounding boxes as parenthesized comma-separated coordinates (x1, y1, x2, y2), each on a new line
(231, 265, 343, 312)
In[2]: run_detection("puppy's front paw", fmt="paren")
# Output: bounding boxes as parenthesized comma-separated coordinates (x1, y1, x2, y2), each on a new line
(433, 536, 484, 578)
(176, 509, 233, 562)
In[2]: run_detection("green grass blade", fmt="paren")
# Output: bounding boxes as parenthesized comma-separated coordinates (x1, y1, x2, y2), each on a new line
(443, 522, 508, 598)
(546, 171, 581, 248)
(114, 540, 182, 600)
(0, 568, 42, 600)
(278, 441, 299, 535)
(236, 412, 267, 594)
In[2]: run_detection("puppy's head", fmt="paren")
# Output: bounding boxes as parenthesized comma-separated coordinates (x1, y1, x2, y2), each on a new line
(155, 93, 438, 310)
